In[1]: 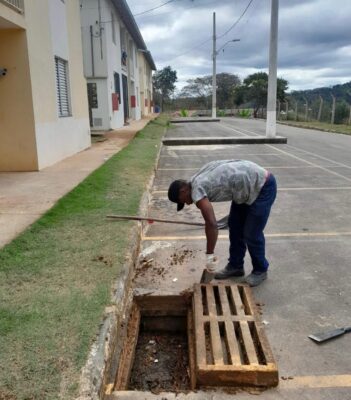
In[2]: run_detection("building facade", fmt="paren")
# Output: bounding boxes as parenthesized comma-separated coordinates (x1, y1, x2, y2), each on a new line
(0, 0, 91, 171)
(80, 0, 156, 131)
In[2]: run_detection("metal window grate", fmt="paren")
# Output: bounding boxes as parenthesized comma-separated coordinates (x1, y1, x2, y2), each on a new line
(192, 284, 279, 387)
(55, 57, 71, 118)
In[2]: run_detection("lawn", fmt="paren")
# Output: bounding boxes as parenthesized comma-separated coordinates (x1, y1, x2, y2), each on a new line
(279, 120, 351, 135)
(0, 116, 168, 400)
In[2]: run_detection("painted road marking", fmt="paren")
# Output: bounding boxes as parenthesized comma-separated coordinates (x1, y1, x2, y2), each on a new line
(142, 231, 351, 241)
(279, 374, 351, 389)
(265, 144, 351, 183)
(151, 187, 351, 194)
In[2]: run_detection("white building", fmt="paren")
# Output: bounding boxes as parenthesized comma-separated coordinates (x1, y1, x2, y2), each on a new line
(80, 0, 156, 131)
(0, 0, 91, 171)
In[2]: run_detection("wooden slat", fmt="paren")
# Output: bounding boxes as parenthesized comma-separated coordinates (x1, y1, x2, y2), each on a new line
(210, 320, 224, 365)
(242, 285, 254, 315)
(218, 285, 231, 316)
(224, 320, 241, 365)
(206, 285, 217, 317)
(187, 309, 197, 390)
(230, 285, 245, 316)
(193, 288, 206, 366)
(239, 321, 259, 365)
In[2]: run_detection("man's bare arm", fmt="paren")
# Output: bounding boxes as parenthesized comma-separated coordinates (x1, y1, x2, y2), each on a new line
(196, 197, 218, 254)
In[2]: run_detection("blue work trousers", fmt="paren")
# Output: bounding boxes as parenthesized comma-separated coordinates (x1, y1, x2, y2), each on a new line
(228, 174, 277, 272)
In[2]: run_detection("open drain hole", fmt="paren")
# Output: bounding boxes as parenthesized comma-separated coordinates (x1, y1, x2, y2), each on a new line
(114, 295, 193, 393)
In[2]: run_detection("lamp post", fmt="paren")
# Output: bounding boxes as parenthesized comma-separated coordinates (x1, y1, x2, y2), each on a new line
(212, 12, 240, 118)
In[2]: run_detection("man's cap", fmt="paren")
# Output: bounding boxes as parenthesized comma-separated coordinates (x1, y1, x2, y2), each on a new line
(168, 180, 185, 211)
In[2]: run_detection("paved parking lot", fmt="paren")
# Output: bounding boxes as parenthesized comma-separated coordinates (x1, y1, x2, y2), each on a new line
(131, 118, 351, 399)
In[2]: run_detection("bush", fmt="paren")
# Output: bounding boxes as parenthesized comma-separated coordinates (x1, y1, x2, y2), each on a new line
(217, 109, 226, 117)
(238, 109, 251, 118)
(180, 109, 188, 117)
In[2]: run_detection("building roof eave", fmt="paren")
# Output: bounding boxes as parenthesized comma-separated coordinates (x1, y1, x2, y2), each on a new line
(112, 0, 157, 71)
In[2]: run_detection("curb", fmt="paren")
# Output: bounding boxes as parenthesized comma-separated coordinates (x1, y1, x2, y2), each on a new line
(76, 127, 166, 400)
(170, 118, 220, 123)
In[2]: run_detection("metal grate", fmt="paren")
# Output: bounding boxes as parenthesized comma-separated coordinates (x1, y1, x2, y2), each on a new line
(192, 284, 278, 387)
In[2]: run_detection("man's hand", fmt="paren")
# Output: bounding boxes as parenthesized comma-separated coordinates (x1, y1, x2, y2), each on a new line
(206, 253, 218, 273)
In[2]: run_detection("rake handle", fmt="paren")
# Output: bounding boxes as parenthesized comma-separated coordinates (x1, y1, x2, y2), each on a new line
(106, 214, 204, 227)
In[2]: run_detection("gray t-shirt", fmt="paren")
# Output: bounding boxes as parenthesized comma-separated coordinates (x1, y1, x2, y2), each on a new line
(190, 160, 267, 205)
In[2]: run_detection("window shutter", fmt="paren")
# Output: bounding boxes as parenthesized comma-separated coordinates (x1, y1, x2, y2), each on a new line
(55, 57, 71, 117)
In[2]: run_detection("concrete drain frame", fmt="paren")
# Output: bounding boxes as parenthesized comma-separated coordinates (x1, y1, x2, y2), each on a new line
(109, 284, 278, 397)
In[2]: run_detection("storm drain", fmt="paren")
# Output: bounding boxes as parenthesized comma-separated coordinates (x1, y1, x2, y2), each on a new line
(192, 284, 279, 387)
(110, 285, 278, 396)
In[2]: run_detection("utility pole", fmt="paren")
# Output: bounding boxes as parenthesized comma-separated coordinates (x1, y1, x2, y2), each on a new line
(317, 95, 323, 121)
(331, 94, 336, 124)
(212, 12, 216, 119)
(266, 0, 279, 138)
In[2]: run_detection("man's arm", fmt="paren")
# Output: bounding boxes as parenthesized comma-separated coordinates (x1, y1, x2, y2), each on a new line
(196, 197, 218, 254)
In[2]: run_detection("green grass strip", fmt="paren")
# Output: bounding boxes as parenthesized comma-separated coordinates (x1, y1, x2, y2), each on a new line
(279, 120, 351, 136)
(0, 116, 168, 400)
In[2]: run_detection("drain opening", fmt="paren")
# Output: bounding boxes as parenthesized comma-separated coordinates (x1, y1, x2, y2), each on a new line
(114, 295, 191, 393)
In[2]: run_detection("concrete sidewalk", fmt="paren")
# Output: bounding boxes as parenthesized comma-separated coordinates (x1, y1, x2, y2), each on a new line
(0, 115, 157, 249)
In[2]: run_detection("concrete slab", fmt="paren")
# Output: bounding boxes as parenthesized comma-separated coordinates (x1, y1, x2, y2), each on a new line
(170, 118, 220, 123)
(163, 136, 287, 145)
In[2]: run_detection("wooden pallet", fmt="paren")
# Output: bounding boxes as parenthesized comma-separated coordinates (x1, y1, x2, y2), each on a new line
(192, 284, 279, 387)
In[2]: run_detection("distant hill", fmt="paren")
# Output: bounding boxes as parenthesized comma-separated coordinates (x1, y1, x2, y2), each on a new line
(286, 81, 351, 123)
(288, 81, 351, 104)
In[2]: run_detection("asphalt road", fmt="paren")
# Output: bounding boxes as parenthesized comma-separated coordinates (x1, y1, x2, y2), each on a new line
(118, 118, 351, 400)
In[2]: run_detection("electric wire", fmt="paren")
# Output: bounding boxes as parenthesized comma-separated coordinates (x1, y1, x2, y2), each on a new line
(133, 0, 178, 16)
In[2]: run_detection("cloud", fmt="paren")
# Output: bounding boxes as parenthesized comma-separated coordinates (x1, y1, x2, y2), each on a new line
(128, 0, 351, 91)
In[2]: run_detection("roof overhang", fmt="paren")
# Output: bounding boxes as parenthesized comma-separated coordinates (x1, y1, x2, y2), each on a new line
(112, 0, 157, 71)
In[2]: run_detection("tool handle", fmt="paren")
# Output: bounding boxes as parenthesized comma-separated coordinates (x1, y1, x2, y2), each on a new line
(106, 214, 204, 227)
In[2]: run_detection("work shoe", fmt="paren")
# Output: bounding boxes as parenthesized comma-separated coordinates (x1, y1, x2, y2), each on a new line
(245, 271, 267, 287)
(214, 264, 245, 280)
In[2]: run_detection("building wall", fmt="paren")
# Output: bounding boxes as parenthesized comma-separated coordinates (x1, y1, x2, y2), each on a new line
(0, 28, 38, 171)
(0, 0, 91, 171)
(80, 0, 142, 130)
(26, 0, 90, 169)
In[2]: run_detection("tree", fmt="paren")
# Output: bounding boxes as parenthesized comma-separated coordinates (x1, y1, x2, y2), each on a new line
(152, 66, 177, 111)
(216, 73, 241, 109)
(178, 72, 241, 110)
(179, 76, 212, 109)
(242, 72, 288, 117)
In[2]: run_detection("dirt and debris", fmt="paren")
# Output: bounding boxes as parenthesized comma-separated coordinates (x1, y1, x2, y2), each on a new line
(129, 332, 190, 393)
(170, 249, 195, 266)
(136, 257, 166, 279)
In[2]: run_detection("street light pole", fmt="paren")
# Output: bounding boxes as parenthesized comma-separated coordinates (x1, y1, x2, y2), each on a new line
(212, 12, 216, 119)
(266, 0, 279, 138)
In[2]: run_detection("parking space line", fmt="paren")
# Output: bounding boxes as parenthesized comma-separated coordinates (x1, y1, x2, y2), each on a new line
(142, 231, 351, 241)
(284, 143, 351, 170)
(279, 374, 351, 389)
(265, 144, 351, 183)
(151, 187, 351, 194)
(219, 122, 252, 136)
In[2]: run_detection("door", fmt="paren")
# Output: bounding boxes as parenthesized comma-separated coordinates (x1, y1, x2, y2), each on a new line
(122, 74, 129, 123)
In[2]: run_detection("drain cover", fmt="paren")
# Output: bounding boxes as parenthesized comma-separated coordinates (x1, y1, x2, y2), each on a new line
(192, 284, 278, 387)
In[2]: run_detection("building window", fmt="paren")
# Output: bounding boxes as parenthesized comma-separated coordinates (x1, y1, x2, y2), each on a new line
(55, 56, 71, 117)
(111, 12, 116, 44)
(114, 72, 121, 104)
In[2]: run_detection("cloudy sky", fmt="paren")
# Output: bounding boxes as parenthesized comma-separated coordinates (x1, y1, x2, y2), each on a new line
(127, 0, 351, 92)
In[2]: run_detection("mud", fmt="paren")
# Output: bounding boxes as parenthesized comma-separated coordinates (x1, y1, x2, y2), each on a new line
(129, 332, 190, 393)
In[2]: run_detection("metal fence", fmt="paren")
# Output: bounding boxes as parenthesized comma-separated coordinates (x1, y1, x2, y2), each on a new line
(0, 0, 24, 13)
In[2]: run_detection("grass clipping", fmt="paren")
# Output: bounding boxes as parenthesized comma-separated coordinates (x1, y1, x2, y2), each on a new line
(0, 117, 168, 400)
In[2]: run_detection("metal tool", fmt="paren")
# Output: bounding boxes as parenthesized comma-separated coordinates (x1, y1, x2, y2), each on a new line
(308, 326, 351, 343)
(107, 214, 229, 229)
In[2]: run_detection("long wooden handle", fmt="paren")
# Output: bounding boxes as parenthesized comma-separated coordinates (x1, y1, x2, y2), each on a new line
(106, 214, 204, 227)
